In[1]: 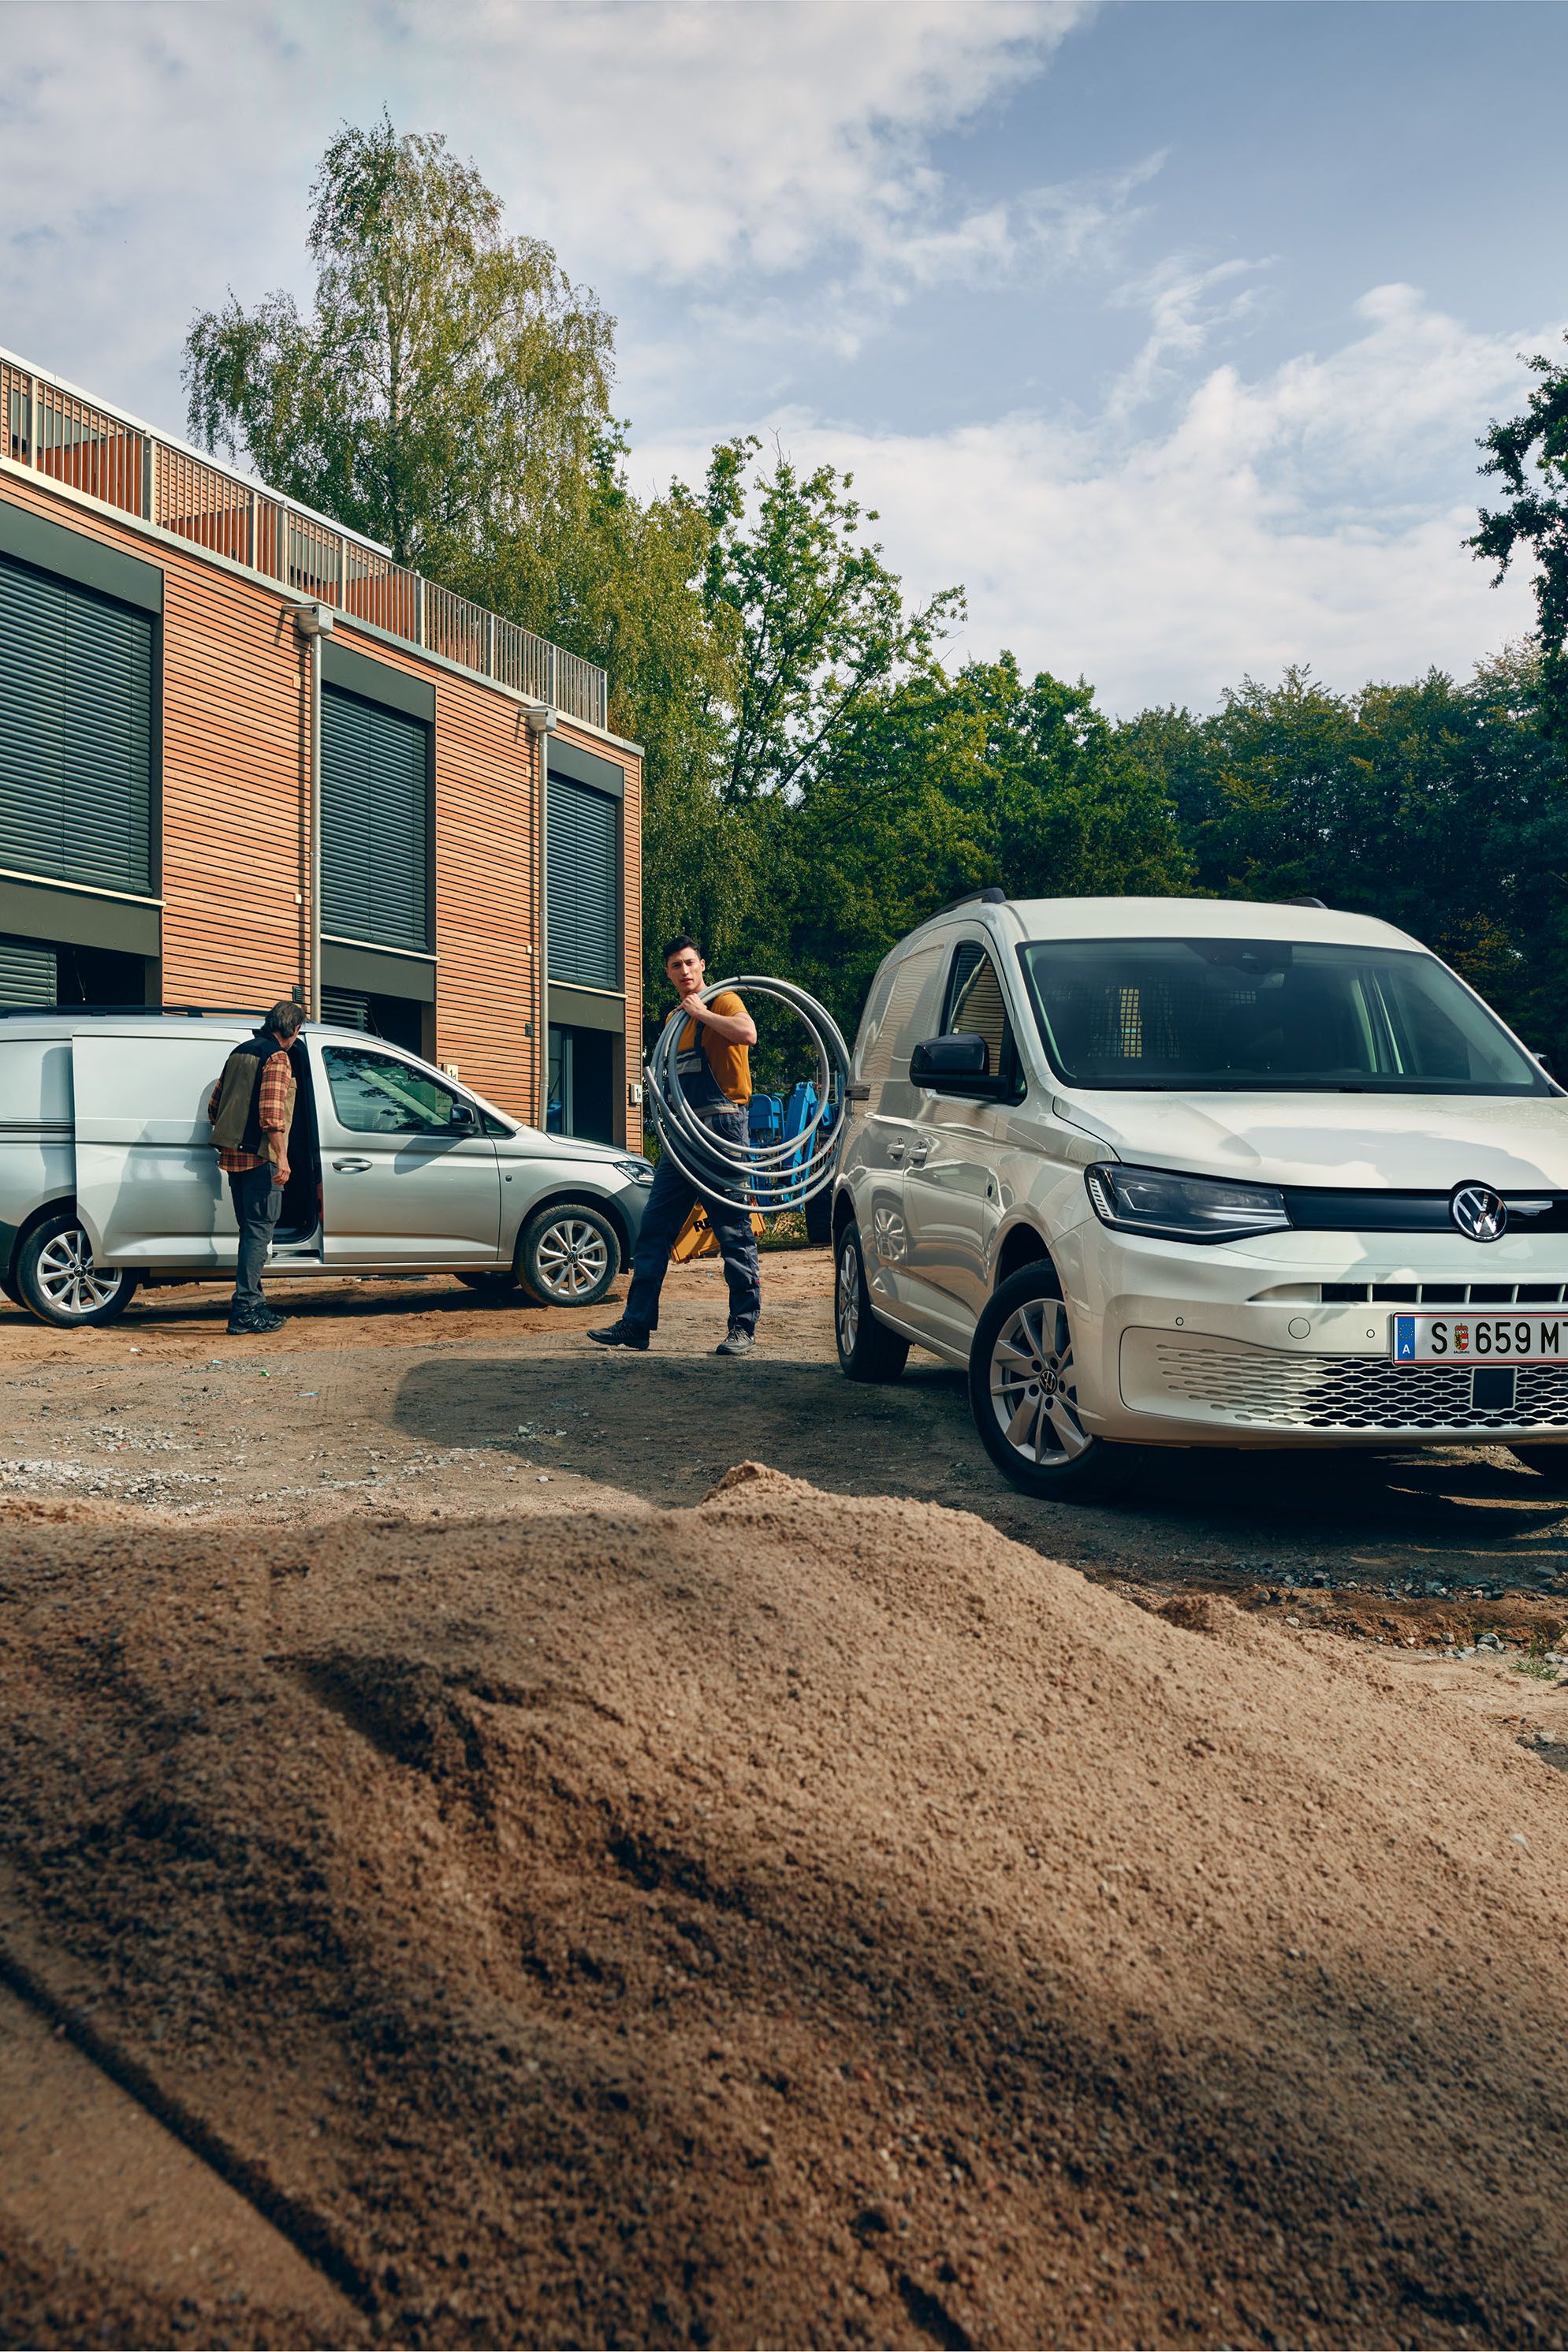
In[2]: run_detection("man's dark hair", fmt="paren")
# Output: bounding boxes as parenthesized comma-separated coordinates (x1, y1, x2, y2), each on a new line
(662, 934, 701, 964)
(266, 999, 305, 1038)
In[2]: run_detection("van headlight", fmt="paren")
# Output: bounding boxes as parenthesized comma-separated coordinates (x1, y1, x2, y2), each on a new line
(615, 1156, 655, 1186)
(1085, 1163, 1289, 1244)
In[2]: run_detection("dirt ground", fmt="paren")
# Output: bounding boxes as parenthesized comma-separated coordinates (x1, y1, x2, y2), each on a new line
(6, 1249, 1568, 2347)
(5, 1246, 1568, 1653)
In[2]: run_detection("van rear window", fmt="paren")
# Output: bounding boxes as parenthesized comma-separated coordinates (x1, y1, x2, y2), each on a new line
(1016, 937, 1553, 1094)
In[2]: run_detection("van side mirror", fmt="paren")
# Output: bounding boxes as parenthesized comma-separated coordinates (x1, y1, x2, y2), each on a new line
(911, 1032, 1011, 1100)
(1536, 1050, 1553, 1074)
(449, 1100, 479, 1130)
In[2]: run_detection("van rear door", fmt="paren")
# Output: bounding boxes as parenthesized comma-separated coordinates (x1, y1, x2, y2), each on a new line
(72, 1030, 240, 1269)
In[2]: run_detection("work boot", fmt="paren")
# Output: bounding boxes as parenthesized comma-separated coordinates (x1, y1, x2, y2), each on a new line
(226, 1305, 286, 1336)
(715, 1327, 755, 1357)
(587, 1320, 649, 1351)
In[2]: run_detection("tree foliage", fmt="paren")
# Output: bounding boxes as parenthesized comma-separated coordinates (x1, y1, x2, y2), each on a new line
(184, 114, 613, 572)
(1470, 334, 1568, 739)
(701, 438, 964, 802)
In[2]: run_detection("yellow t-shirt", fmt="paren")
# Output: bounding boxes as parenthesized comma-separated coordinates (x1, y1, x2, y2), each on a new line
(678, 990, 752, 1105)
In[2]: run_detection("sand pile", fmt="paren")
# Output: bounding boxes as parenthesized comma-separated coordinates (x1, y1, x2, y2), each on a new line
(2, 1465, 1566, 2349)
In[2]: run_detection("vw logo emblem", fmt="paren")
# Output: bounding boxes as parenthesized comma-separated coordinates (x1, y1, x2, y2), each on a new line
(1451, 1182, 1508, 1243)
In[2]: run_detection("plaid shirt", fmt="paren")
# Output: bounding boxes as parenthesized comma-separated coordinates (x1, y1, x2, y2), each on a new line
(208, 1046, 294, 1174)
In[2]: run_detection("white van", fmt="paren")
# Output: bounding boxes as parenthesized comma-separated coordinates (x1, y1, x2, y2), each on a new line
(832, 893, 1568, 1497)
(0, 1011, 651, 1328)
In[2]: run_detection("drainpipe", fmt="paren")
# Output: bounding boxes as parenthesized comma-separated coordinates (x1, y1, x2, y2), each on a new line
(527, 699, 557, 1125)
(292, 604, 333, 1019)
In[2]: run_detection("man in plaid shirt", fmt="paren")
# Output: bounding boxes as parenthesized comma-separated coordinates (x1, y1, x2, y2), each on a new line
(207, 1000, 304, 1334)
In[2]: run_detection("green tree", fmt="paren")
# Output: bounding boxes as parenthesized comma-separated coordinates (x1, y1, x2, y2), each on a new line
(184, 114, 613, 575)
(702, 438, 965, 803)
(1115, 655, 1568, 1057)
(1469, 334, 1568, 739)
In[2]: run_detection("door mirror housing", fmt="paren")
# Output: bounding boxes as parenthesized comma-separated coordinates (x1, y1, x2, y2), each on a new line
(911, 1032, 1011, 1100)
(449, 1100, 479, 1131)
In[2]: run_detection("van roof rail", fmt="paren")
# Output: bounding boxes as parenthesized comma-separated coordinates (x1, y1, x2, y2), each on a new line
(936, 885, 1008, 915)
(0, 1003, 271, 1021)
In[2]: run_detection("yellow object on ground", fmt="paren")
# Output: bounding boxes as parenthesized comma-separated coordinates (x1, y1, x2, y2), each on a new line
(670, 1205, 765, 1262)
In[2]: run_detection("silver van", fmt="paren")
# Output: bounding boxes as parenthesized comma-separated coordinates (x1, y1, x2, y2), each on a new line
(0, 1010, 652, 1328)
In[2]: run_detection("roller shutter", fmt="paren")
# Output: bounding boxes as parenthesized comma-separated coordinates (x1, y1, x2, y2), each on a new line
(321, 685, 430, 953)
(0, 934, 58, 1008)
(547, 777, 618, 990)
(0, 553, 153, 894)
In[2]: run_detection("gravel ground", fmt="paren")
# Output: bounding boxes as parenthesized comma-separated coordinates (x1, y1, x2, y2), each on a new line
(5, 1247, 1568, 1644)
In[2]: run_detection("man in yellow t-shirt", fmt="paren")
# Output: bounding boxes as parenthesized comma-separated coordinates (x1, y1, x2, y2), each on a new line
(589, 934, 762, 1357)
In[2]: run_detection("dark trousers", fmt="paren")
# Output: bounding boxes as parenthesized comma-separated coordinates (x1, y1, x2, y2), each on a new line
(624, 1111, 761, 1336)
(228, 1163, 281, 1314)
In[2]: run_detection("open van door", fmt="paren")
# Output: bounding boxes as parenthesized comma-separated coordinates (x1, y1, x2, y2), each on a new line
(72, 1030, 241, 1269)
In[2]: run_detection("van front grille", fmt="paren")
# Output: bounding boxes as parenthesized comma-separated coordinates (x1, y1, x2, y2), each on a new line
(1315, 1281, 1568, 1306)
(1150, 1342, 1568, 1431)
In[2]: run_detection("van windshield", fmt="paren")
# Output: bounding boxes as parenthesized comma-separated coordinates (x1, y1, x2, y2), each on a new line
(1016, 937, 1553, 1094)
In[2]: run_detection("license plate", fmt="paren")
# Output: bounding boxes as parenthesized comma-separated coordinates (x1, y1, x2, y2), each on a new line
(1391, 1313, 1568, 1364)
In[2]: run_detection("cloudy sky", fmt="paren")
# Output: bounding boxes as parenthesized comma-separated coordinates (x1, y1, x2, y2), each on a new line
(2, 0, 1563, 711)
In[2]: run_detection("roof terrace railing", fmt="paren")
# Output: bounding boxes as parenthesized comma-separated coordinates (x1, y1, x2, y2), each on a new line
(0, 349, 609, 732)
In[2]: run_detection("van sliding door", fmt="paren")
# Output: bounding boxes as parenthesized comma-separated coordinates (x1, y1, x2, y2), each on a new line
(70, 1031, 240, 1269)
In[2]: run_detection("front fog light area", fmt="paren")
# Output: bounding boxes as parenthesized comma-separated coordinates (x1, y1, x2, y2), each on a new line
(1086, 1162, 1289, 1244)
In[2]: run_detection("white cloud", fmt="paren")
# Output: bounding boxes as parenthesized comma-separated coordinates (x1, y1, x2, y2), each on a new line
(0, 0, 1094, 422)
(633, 287, 1554, 712)
(1108, 253, 1270, 419)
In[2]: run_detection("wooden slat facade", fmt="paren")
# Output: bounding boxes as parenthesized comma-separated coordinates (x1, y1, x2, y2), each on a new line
(0, 464, 642, 1139)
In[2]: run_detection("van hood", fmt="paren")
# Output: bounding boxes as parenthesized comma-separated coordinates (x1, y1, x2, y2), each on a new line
(496, 1124, 638, 1169)
(1059, 1090, 1568, 1193)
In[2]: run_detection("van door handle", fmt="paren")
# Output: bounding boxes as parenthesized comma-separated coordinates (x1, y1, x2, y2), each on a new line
(332, 1157, 372, 1172)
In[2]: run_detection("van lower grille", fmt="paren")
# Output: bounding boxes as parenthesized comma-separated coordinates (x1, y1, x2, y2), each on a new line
(1150, 1342, 1568, 1431)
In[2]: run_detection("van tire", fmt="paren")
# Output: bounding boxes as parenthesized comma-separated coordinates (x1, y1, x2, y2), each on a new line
(518, 1202, 620, 1309)
(968, 1262, 1112, 1500)
(15, 1213, 139, 1329)
(835, 1221, 908, 1382)
(1510, 1444, 1568, 1490)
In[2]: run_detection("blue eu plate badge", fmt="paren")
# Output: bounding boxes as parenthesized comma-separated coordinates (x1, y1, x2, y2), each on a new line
(1394, 1315, 1417, 1361)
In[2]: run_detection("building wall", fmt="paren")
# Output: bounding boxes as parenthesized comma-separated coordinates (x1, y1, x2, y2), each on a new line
(0, 465, 643, 1134)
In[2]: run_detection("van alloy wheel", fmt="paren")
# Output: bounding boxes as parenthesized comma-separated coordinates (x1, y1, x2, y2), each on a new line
(519, 1202, 620, 1309)
(967, 1264, 1110, 1497)
(15, 1213, 138, 1329)
(836, 1237, 861, 1357)
(833, 1219, 908, 1382)
(988, 1297, 1089, 1467)
(534, 1217, 611, 1299)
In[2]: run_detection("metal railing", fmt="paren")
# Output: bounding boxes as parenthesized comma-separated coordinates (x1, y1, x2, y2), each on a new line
(0, 349, 610, 731)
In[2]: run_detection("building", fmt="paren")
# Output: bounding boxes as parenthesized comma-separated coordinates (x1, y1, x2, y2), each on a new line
(0, 347, 642, 1148)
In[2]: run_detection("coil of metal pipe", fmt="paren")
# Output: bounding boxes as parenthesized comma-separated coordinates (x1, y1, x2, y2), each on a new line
(643, 975, 851, 1210)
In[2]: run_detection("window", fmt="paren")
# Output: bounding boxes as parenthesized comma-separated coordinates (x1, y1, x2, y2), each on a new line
(1016, 937, 1553, 1094)
(943, 942, 1023, 1098)
(0, 554, 153, 894)
(321, 687, 430, 952)
(548, 777, 619, 990)
(322, 1046, 462, 1134)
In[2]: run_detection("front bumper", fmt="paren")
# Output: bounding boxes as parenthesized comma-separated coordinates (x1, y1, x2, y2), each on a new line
(1063, 1224, 1568, 1448)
